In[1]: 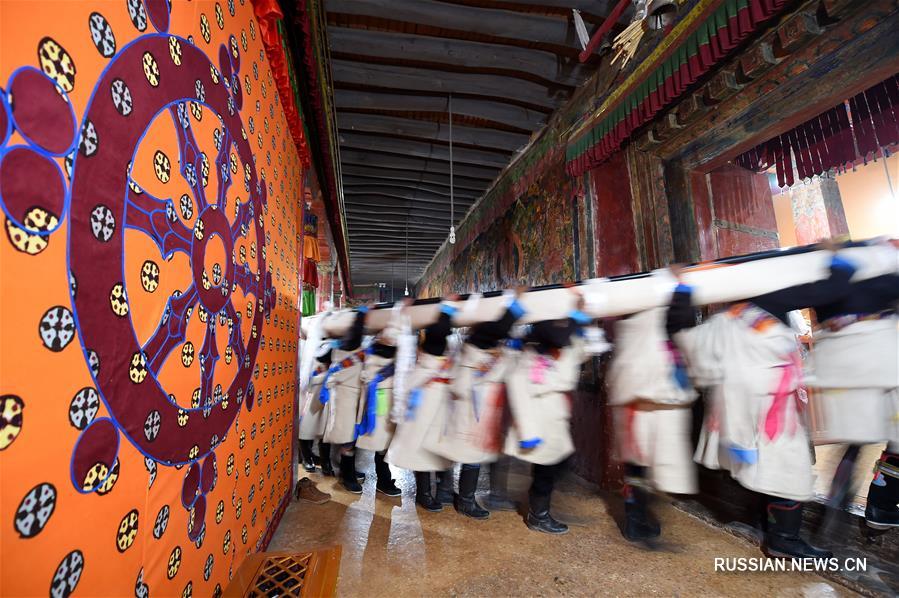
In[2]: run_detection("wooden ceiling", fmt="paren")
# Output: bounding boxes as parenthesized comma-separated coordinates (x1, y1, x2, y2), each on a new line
(324, 0, 629, 292)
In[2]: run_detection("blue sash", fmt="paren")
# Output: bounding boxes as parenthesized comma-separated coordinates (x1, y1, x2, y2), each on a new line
(357, 363, 395, 437)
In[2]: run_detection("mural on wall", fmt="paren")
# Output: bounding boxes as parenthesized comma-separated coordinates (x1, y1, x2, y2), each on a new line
(420, 156, 578, 297)
(0, 1, 305, 596)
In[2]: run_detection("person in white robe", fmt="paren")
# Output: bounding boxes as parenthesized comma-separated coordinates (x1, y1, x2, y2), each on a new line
(356, 305, 408, 497)
(809, 254, 899, 529)
(671, 254, 856, 559)
(387, 300, 458, 511)
(504, 296, 592, 535)
(298, 339, 336, 475)
(428, 291, 527, 519)
(609, 301, 697, 542)
(320, 308, 369, 493)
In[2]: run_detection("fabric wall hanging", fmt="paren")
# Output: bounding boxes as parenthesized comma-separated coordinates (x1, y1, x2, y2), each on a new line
(734, 73, 899, 187)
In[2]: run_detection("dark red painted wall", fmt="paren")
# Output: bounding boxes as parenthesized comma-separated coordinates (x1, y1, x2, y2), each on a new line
(704, 164, 779, 257)
(591, 152, 641, 276)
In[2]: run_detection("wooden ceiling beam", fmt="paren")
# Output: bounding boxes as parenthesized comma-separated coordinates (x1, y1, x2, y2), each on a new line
(337, 106, 533, 135)
(340, 134, 511, 168)
(326, 0, 580, 48)
(339, 127, 518, 156)
(338, 112, 529, 152)
(335, 89, 546, 129)
(332, 60, 566, 110)
(431, 0, 623, 25)
(334, 81, 553, 113)
(327, 27, 588, 88)
(343, 180, 481, 200)
(341, 168, 487, 193)
(340, 150, 500, 181)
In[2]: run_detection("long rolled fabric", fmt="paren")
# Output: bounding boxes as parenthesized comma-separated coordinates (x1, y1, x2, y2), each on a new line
(308, 241, 897, 336)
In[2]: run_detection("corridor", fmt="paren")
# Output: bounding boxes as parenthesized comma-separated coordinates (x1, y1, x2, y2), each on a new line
(2, 0, 898, 595)
(272, 455, 856, 597)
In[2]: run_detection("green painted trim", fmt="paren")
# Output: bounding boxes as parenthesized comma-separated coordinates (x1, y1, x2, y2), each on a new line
(566, 0, 749, 163)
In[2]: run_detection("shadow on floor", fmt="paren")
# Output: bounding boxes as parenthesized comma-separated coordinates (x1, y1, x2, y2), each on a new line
(270, 452, 864, 597)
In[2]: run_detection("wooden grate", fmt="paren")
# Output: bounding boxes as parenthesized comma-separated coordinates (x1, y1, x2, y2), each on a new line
(248, 555, 312, 598)
(224, 546, 341, 598)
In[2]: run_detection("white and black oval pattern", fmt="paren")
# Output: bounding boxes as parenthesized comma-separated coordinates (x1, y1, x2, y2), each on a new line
(86, 349, 100, 377)
(90, 204, 115, 242)
(134, 568, 149, 598)
(145, 456, 158, 488)
(110, 78, 133, 116)
(39, 306, 75, 352)
(126, 0, 148, 31)
(203, 554, 214, 581)
(68, 387, 100, 430)
(144, 410, 161, 441)
(153, 504, 170, 539)
(88, 12, 116, 57)
(78, 119, 98, 157)
(50, 549, 84, 598)
(15, 482, 57, 538)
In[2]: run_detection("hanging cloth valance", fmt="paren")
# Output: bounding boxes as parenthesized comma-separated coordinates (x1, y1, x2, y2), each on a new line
(565, 0, 790, 177)
(734, 73, 899, 187)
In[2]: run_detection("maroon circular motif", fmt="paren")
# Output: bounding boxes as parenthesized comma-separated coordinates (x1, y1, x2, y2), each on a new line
(218, 45, 232, 83)
(70, 417, 119, 494)
(144, 0, 170, 34)
(200, 453, 216, 494)
(182, 462, 200, 508)
(68, 35, 269, 466)
(187, 495, 206, 541)
(0, 146, 66, 234)
(9, 67, 77, 155)
(191, 207, 234, 314)
(0, 91, 10, 147)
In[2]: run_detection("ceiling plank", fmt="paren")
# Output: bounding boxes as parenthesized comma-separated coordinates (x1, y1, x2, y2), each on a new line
(431, 0, 624, 24)
(340, 128, 516, 156)
(338, 112, 529, 152)
(326, 0, 580, 47)
(332, 60, 567, 110)
(340, 133, 511, 168)
(341, 167, 487, 192)
(344, 198, 471, 215)
(328, 27, 590, 88)
(340, 151, 500, 180)
(335, 89, 546, 130)
(343, 181, 480, 201)
(343, 180, 481, 200)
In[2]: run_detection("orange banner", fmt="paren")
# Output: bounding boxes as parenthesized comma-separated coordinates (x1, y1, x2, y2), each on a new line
(0, 1, 304, 595)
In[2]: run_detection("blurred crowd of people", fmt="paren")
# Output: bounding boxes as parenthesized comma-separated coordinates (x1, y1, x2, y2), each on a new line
(294, 241, 898, 560)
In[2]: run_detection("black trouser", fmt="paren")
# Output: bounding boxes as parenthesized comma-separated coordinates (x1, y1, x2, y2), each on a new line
(530, 458, 569, 499)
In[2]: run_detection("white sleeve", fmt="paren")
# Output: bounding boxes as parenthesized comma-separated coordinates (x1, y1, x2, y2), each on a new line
(674, 313, 727, 387)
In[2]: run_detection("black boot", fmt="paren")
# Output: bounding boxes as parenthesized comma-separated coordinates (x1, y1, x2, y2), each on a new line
(622, 478, 661, 542)
(485, 458, 517, 511)
(764, 499, 832, 559)
(319, 443, 335, 477)
(339, 452, 363, 494)
(374, 451, 401, 497)
(526, 493, 568, 535)
(299, 439, 316, 472)
(455, 466, 490, 520)
(865, 452, 899, 530)
(415, 471, 443, 512)
(436, 468, 455, 505)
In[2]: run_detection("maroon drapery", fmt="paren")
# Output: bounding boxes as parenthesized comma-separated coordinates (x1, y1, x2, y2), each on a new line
(734, 73, 899, 187)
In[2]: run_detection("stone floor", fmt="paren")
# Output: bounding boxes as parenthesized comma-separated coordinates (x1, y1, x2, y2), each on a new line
(270, 453, 858, 597)
(813, 444, 886, 510)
